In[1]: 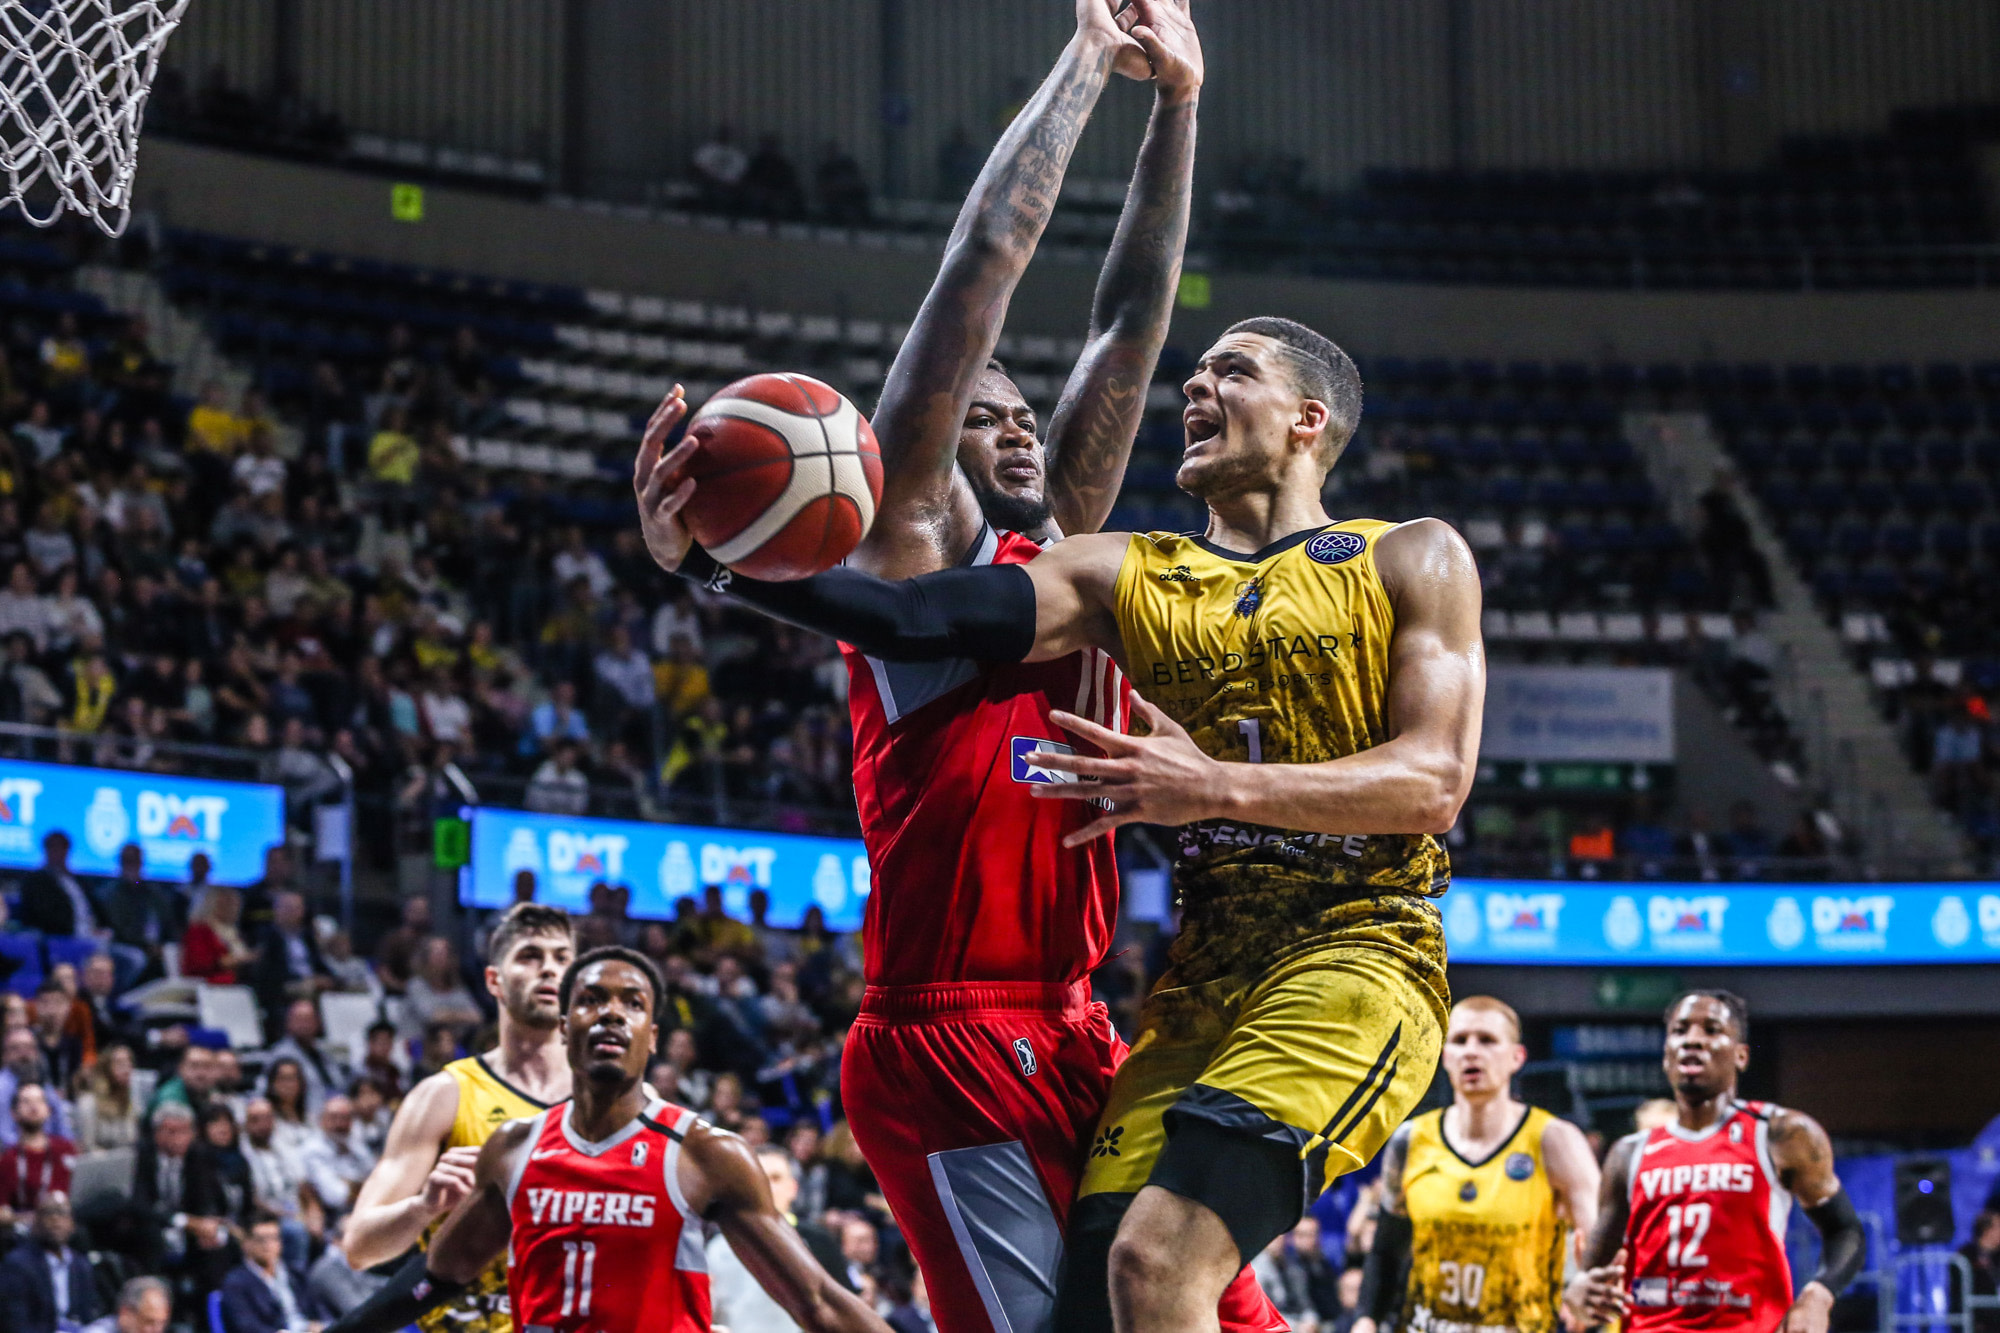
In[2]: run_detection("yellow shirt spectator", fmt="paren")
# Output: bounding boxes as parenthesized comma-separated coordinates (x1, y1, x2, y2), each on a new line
(368, 424, 420, 484)
(187, 382, 244, 456)
(652, 656, 711, 717)
(68, 657, 116, 733)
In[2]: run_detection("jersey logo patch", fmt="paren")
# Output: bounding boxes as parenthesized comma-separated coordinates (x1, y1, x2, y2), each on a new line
(1233, 577, 1263, 618)
(632, 1140, 648, 1168)
(1012, 736, 1080, 784)
(1458, 1180, 1478, 1201)
(1012, 1037, 1038, 1078)
(1306, 531, 1366, 565)
(1504, 1151, 1535, 1181)
(1091, 1126, 1123, 1158)
(1157, 564, 1198, 584)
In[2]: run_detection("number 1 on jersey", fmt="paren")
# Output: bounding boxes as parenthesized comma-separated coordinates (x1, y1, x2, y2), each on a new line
(560, 1240, 597, 1316)
(1238, 718, 1263, 763)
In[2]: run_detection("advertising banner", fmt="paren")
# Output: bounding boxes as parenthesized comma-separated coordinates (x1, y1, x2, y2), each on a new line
(0, 758, 285, 884)
(1482, 666, 1675, 763)
(1444, 879, 2000, 965)
(464, 807, 869, 930)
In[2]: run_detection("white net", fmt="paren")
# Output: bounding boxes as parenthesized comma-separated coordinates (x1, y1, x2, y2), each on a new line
(0, 0, 190, 236)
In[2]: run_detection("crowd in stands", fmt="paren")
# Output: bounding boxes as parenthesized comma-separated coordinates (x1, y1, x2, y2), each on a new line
(1449, 796, 1846, 882)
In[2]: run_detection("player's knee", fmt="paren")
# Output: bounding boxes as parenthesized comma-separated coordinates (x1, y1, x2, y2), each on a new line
(1107, 1224, 1181, 1304)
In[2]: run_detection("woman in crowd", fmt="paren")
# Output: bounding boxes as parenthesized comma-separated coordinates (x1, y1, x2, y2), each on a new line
(264, 1056, 315, 1158)
(181, 885, 257, 984)
(72, 1042, 140, 1152)
(397, 936, 483, 1044)
(705, 1069, 751, 1133)
(200, 1101, 254, 1230)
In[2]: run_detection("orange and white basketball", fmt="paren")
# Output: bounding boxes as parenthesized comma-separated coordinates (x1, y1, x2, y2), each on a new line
(677, 373, 883, 580)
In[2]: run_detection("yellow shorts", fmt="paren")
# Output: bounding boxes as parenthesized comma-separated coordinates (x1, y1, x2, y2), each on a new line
(1078, 894, 1448, 1245)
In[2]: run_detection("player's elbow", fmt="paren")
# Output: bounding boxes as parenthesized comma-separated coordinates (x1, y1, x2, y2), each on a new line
(1414, 754, 1472, 834)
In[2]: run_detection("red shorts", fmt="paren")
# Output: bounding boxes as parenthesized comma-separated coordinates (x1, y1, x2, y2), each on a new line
(843, 979, 1283, 1333)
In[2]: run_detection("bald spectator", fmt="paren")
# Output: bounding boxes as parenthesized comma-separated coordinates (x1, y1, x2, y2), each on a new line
(263, 1000, 349, 1117)
(0, 1195, 101, 1333)
(299, 1094, 374, 1219)
(241, 1097, 308, 1229)
(80, 1275, 173, 1333)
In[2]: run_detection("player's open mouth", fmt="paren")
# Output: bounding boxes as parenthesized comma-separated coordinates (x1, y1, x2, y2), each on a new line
(588, 1030, 629, 1055)
(1183, 407, 1221, 445)
(1675, 1052, 1706, 1072)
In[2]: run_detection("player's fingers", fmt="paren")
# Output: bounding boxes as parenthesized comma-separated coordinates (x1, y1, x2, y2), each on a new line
(1062, 807, 1136, 847)
(643, 437, 701, 509)
(1027, 779, 1133, 803)
(639, 385, 687, 455)
(1127, 695, 1188, 740)
(658, 476, 697, 518)
(1129, 22, 1169, 71)
(1024, 748, 1119, 778)
(440, 1146, 482, 1165)
(1047, 708, 1134, 752)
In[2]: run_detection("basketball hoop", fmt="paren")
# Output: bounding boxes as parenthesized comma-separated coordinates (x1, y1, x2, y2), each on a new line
(0, 0, 190, 237)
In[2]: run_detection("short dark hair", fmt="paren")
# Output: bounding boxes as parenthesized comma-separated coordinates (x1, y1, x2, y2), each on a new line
(984, 357, 1009, 377)
(366, 1020, 396, 1040)
(487, 902, 574, 966)
(11, 1079, 45, 1111)
(558, 945, 665, 1022)
(1665, 988, 1749, 1040)
(247, 1208, 283, 1233)
(34, 978, 65, 999)
(1223, 316, 1364, 464)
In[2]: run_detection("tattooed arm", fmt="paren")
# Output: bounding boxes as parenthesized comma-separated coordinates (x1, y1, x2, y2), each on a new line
(1564, 1132, 1640, 1328)
(854, 0, 1139, 579)
(1353, 1122, 1414, 1333)
(1043, 0, 1201, 538)
(1770, 1107, 1855, 1333)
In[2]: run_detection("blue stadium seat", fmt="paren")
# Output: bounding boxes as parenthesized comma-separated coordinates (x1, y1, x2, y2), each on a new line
(0, 934, 43, 997)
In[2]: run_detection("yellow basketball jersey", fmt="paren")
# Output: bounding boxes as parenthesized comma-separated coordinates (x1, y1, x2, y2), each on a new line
(1111, 520, 1450, 978)
(1402, 1106, 1568, 1333)
(418, 1055, 553, 1333)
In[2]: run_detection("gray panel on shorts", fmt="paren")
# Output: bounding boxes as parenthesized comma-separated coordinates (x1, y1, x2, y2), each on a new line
(926, 1140, 1064, 1333)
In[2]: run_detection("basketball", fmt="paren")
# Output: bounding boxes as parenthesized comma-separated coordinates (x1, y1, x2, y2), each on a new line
(677, 372, 883, 580)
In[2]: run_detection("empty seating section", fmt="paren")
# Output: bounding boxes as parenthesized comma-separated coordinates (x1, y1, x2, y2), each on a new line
(1213, 108, 1996, 288)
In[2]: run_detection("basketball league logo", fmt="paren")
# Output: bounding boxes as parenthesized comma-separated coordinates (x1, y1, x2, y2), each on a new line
(1306, 531, 1366, 565)
(1504, 1152, 1536, 1181)
(632, 1141, 648, 1168)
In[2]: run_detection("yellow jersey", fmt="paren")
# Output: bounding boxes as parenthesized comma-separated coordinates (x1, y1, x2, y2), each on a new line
(1111, 520, 1450, 982)
(419, 1055, 554, 1333)
(1402, 1106, 1569, 1333)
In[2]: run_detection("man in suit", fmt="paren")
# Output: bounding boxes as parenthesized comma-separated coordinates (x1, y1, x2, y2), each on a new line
(96, 843, 176, 983)
(219, 1212, 317, 1333)
(247, 893, 332, 1041)
(17, 831, 96, 938)
(79, 1275, 173, 1333)
(89, 1100, 230, 1283)
(0, 1194, 103, 1333)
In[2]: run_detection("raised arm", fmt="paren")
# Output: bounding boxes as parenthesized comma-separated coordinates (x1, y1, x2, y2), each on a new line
(1354, 1122, 1415, 1333)
(341, 1071, 472, 1268)
(856, 1, 1139, 577)
(1770, 1107, 1862, 1333)
(324, 1120, 530, 1333)
(1043, 0, 1202, 537)
(1023, 517, 1483, 846)
(1564, 1132, 1639, 1328)
(684, 1124, 892, 1333)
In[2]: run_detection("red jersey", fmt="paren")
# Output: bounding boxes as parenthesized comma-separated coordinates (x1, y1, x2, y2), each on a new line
(843, 525, 1127, 986)
(0, 1134, 74, 1211)
(1625, 1100, 1795, 1333)
(506, 1098, 709, 1333)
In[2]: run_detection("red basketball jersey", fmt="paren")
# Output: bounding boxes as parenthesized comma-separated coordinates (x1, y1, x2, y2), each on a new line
(1625, 1100, 1795, 1333)
(843, 525, 1126, 986)
(506, 1098, 710, 1333)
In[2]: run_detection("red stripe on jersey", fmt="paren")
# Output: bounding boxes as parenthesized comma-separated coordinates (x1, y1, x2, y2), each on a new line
(843, 529, 1126, 986)
(1624, 1101, 1794, 1333)
(507, 1101, 709, 1333)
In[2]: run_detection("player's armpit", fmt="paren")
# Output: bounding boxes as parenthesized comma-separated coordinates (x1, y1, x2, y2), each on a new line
(423, 1121, 536, 1284)
(340, 1070, 462, 1268)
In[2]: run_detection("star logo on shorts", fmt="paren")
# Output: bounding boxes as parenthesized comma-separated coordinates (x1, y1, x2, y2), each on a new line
(1090, 1126, 1124, 1158)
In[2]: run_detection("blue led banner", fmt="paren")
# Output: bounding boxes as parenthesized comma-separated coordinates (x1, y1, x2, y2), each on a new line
(464, 807, 869, 931)
(0, 758, 285, 885)
(1444, 879, 2000, 965)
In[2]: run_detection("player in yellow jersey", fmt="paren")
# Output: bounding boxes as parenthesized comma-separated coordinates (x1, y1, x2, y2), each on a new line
(342, 903, 575, 1333)
(637, 313, 1486, 1333)
(1355, 997, 1600, 1333)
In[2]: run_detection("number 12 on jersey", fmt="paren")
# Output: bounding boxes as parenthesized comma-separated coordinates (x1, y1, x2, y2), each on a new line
(1666, 1202, 1711, 1267)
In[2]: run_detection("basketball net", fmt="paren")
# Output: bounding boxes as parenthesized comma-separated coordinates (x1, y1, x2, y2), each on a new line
(0, 0, 190, 237)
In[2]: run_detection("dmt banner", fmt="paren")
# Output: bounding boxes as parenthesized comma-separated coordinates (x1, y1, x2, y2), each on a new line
(1444, 879, 2000, 965)
(464, 806, 869, 931)
(0, 759, 285, 884)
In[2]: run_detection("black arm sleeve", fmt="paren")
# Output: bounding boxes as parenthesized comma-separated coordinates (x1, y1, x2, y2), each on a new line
(1359, 1210, 1414, 1324)
(324, 1249, 469, 1333)
(680, 547, 1037, 663)
(1805, 1187, 1866, 1295)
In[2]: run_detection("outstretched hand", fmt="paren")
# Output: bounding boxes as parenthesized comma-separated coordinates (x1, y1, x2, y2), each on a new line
(1118, 0, 1203, 99)
(634, 386, 700, 573)
(1565, 1247, 1631, 1328)
(1025, 696, 1225, 846)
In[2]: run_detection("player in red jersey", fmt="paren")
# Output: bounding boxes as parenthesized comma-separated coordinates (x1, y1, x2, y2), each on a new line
(325, 948, 889, 1333)
(637, 3, 1278, 1329)
(1567, 991, 1865, 1333)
